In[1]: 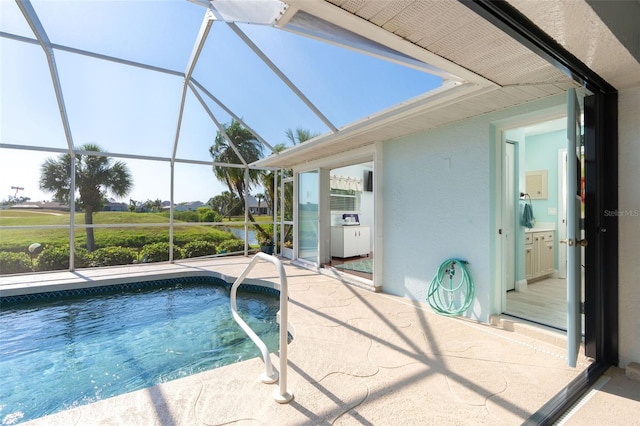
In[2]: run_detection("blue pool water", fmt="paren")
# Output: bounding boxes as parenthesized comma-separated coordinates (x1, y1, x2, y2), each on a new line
(0, 279, 281, 425)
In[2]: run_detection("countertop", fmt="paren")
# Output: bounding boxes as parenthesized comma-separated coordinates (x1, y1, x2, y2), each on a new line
(525, 227, 555, 233)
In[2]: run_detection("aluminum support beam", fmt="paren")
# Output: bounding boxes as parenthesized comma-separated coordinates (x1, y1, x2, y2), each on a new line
(244, 167, 250, 256)
(188, 82, 248, 166)
(171, 11, 215, 162)
(227, 22, 338, 133)
(171, 84, 190, 163)
(169, 162, 175, 263)
(69, 156, 76, 271)
(15, 0, 75, 155)
(185, 10, 215, 82)
(0, 143, 268, 170)
(0, 32, 184, 78)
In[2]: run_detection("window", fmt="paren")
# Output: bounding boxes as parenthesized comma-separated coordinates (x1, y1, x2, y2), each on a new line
(330, 189, 359, 212)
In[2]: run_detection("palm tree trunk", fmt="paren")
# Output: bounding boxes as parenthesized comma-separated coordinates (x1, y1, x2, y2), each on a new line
(247, 208, 270, 241)
(85, 208, 96, 252)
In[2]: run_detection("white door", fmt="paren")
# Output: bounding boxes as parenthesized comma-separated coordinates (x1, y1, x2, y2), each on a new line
(566, 88, 583, 367)
(505, 142, 516, 291)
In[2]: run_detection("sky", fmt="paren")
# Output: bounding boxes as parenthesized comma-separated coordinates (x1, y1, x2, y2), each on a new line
(0, 0, 443, 204)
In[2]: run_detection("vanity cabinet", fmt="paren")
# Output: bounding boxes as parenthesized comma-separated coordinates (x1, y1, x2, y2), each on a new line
(525, 230, 555, 281)
(331, 226, 370, 258)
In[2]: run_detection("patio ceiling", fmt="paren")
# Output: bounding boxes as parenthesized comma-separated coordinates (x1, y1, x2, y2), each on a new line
(256, 0, 583, 168)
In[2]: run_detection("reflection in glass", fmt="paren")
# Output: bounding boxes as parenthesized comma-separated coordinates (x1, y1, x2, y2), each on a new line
(298, 170, 318, 263)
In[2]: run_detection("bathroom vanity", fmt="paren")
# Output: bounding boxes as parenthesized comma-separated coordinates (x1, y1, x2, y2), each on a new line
(524, 228, 555, 281)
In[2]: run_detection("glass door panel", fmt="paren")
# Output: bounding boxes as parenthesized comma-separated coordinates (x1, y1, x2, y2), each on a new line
(281, 177, 294, 259)
(298, 171, 319, 263)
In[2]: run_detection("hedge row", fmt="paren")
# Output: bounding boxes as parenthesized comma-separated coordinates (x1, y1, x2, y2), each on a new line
(0, 226, 232, 253)
(0, 238, 245, 275)
(160, 208, 222, 223)
(0, 252, 32, 275)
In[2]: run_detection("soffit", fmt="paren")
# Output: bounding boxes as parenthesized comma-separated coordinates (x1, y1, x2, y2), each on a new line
(331, 0, 568, 86)
(257, 0, 578, 168)
(506, 0, 640, 90)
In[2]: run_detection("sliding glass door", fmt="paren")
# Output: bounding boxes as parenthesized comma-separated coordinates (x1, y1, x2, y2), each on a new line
(298, 170, 319, 263)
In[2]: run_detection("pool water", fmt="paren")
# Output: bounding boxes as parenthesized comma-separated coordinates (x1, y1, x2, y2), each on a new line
(0, 281, 281, 425)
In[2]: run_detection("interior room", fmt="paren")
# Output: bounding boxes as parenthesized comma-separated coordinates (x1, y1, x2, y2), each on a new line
(326, 162, 374, 279)
(503, 117, 583, 331)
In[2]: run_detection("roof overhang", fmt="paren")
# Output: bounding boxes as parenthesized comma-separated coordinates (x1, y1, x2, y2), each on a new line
(245, 0, 594, 169)
(254, 80, 497, 168)
(210, 0, 506, 168)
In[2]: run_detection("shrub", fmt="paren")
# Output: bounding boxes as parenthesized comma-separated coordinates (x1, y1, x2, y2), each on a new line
(89, 246, 136, 267)
(141, 242, 183, 263)
(160, 210, 199, 222)
(199, 209, 221, 223)
(217, 239, 246, 254)
(173, 230, 230, 246)
(175, 211, 200, 222)
(255, 223, 274, 246)
(36, 246, 90, 271)
(0, 251, 32, 275)
(95, 231, 158, 249)
(183, 241, 217, 258)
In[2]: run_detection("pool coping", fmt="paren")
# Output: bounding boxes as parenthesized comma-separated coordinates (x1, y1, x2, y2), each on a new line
(0, 258, 281, 299)
(0, 274, 281, 306)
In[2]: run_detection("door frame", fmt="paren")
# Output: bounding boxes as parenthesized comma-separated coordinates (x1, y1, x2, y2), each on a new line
(467, 1, 618, 423)
(291, 146, 377, 284)
(493, 104, 567, 315)
(504, 141, 516, 292)
(280, 176, 294, 260)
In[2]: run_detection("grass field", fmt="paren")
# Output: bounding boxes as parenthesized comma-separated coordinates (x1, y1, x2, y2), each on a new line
(0, 209, 273, 253)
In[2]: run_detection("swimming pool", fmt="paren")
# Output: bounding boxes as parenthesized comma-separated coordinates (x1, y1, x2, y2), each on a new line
(0, 277, 282, 425)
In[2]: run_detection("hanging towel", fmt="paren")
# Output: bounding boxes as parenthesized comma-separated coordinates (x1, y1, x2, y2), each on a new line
(522, 203, 534, 228)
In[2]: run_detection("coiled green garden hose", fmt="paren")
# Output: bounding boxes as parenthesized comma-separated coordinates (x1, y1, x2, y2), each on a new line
(426, 259, 474, 316)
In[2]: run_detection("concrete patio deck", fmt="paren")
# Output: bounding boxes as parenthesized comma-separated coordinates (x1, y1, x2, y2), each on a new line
(1, 256, 638, 425)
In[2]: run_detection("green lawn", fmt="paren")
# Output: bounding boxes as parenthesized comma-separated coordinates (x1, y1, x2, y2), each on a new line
(0, 210, 247, 252)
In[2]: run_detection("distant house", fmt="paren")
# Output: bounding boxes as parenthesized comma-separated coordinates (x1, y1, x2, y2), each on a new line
(248, 196, 270, 215)
(10, 201, 68, 211)
(102, 202, 127, 212)
(173, 201, 205, 212)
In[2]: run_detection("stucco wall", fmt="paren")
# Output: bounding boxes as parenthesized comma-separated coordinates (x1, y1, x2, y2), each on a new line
(381, 94, 567, 323)
(382, 114, 492, 321)
(618, 86, 640, 368)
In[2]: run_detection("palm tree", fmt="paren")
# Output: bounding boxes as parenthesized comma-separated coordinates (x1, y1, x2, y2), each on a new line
(209, 191, 237, 219)
(260, 128, 318, 221)
(254, 192, 265, 216)
(39, 143, 133, 252)
(285, 127, 318, 146)
(128, 198, 138, 212)
(209, 120, 268, 237)
(152, 198, 162, 213)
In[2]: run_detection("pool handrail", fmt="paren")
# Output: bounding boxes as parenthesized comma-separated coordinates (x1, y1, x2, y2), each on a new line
(229, 252, 293, 403)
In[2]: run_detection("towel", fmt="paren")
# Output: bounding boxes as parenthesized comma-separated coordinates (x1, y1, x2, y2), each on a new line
(522, 203, 534, 228)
